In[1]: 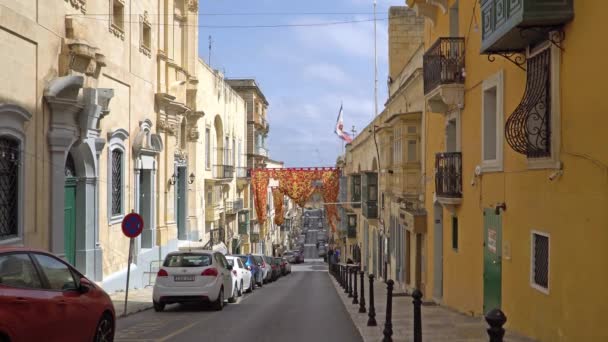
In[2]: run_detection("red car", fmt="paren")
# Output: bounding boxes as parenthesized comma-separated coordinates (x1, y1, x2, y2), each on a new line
(0, 247, 115, 342)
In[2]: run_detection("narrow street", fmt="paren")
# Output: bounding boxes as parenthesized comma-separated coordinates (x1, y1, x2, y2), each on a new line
(115, 260, 361, 342)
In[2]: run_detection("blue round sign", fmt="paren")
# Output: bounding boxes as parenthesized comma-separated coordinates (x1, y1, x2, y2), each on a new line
(121, 213, 144, 238)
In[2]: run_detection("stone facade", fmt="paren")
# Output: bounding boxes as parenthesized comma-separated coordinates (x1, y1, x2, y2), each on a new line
(0, 0, 254, 293)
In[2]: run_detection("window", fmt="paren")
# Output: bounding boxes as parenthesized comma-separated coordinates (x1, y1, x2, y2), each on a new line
(481, 70, 504, 171)
(108, 129, 128, 222)
(164, 253, 212, 267)
(352, 175, 361, 202)
(205, 128, 211, 169)
(525, 42, 561, 169)
(0, 137, 19, 240)
(238, 140, 242, 168)
(33, 254, 78, 291)
(111, 149, 123, 216)
(139, 11, 152, 56)
(531, 231, 549, 293)
(109, 0, 125, 40)
(452, 216, 459, 250)
(446, 110, 461, 153)
(232, 138, 236, 167)
(449, 0, 459, 37)
(0, 253, 42, 289)
(407, 140, 417, 162)
(393, 126, 402, 164)
(224, 137, 230, 165)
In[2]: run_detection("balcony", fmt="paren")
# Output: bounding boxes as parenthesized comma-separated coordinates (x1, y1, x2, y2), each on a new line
(212, 165, 234, 181)
(254, 113, 269, 131)
(238, 211, 250, 234)
(480, 0, 573, 54)
(435, 152, 462, 206)
(361, 172, 378, 220)
(207, 227, 226, 246)
(205, 204, 222, 222)
(423, 37, 465, 113)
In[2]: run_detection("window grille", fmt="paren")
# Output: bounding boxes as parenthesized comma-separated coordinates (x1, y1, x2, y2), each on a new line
(532, 232, 549, 290)
(0, 138, 19, 239)
(111, 149, 123, 216)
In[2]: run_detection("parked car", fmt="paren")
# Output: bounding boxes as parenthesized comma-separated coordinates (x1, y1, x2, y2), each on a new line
(293, 250, 304, 264)
(237, 254, 262, 288)
(226, 256, 253, 295)
(280, 257, 291, 275)
(253, 254, 271, 284)
(283, 251, 296, 263)
(0, 247, 115, 342)
(153, 250, 236, 312)
(270, 257, 281, 281)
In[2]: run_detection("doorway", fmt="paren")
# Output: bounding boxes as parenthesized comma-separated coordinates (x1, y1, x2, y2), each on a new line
(483, 208, 502, 313)
(63, 153, 77, 265)
(176, 166, 187, 240)
(139, 170, 154, 247)
(433, 202, 444, 300)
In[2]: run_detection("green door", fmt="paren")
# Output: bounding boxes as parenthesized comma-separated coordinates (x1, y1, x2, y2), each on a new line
(483, 208, 502, 314)
(64, 179, 77, 265)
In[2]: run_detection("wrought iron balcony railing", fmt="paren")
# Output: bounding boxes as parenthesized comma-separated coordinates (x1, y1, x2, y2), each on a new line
(423, 37, 465, 95)
(212, 165, 234, 179)
(435, 152, 462, 198)
(226, 198, 244, 214)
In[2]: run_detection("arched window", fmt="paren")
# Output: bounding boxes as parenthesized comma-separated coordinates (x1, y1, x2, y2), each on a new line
(0, 137, 20, 239)
(0, 104, 31, 244)
(107, 129, 129, 222)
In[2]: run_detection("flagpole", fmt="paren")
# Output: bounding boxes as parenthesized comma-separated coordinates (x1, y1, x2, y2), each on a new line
(373, 0, 378, 118)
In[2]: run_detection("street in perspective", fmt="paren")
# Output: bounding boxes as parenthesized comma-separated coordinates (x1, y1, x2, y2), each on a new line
(0, 0, 605, 341)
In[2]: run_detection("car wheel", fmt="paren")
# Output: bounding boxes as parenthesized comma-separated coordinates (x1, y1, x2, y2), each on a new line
(153, 301, 165, 312)
(93, 313, 114, 342)
(228, 284, 237, 303)
(213, 288, 224, 311)
(238, 281, 243, 297)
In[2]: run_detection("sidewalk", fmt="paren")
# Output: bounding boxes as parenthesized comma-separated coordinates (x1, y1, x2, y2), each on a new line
(109, 287, 154, 318)
(331, 274, 536, 342)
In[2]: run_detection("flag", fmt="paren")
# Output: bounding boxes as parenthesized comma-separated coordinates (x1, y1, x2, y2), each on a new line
(335, 104, 353, 143)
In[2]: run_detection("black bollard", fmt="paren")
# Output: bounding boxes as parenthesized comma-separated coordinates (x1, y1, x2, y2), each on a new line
(348, 267, 353, 297)
(339, 265, 343, 287)
(340, 265, 344, 288)
(358, 270, 366, 313)
(485, 309, 507, 342)
(367, 274, 377, 326)
(382, 279, 394, 342)
(412, 289, 423, 342)
(352, 267, 359, 305)
(344, 266, 350, 294)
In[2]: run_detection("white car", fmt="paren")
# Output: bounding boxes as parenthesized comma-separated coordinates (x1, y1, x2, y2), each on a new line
(153, 250, 236, 312)
(226, 255, 253, 296)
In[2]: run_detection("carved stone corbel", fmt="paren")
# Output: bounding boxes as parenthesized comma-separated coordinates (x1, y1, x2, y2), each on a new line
(187, 0, 199, 12)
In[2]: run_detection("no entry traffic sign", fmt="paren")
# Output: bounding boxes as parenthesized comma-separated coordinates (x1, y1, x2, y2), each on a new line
(121, 212, 144, 238)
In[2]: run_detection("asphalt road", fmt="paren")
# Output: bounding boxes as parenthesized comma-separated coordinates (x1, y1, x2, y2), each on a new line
(115, 261, 362, 342)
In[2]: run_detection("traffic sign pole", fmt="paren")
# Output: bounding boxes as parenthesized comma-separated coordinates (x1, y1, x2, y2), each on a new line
(124, 237, 134, 317)
(121, 211, 145, 317)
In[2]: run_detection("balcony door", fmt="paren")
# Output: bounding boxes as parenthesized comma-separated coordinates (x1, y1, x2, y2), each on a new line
(176, 166, 187, 240)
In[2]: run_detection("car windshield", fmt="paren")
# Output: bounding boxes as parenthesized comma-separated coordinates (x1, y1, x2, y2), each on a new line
(163, 254, 211, 267)
(253, 256, 263, 264)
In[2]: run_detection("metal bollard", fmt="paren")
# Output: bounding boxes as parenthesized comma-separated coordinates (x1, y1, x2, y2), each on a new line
(359, 270, 366, 313)
(352, 267, 359, 305)
(345, 266, 350, 294)
(382, 279, 394, 342)
(412, 289, 423, 342)
(367, 274, 377, 326)
(340, 265, 344, 288)
(348, 267, 353, 297)
(485, 309, 507, 342)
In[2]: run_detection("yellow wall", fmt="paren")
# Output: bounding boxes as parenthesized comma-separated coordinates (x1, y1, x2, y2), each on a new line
(421, 0, 608, 340)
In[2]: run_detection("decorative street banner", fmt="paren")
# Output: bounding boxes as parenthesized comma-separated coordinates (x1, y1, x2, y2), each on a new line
(251, 167, 341, 232)
(272, 187, 284, 226)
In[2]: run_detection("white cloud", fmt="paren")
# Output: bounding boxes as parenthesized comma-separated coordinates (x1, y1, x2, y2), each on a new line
(290, 16, 389, 61)
(302, 63, 351, 85)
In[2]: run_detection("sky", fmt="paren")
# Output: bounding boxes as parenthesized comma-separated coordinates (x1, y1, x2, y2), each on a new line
(199, 0, 407, 167)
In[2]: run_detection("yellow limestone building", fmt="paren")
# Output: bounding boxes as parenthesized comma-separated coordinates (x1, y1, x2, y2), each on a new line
(408, 0, 608, 340)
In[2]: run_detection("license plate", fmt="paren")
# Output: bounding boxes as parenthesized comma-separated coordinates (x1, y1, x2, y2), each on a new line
(174, 275, 195, 282)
